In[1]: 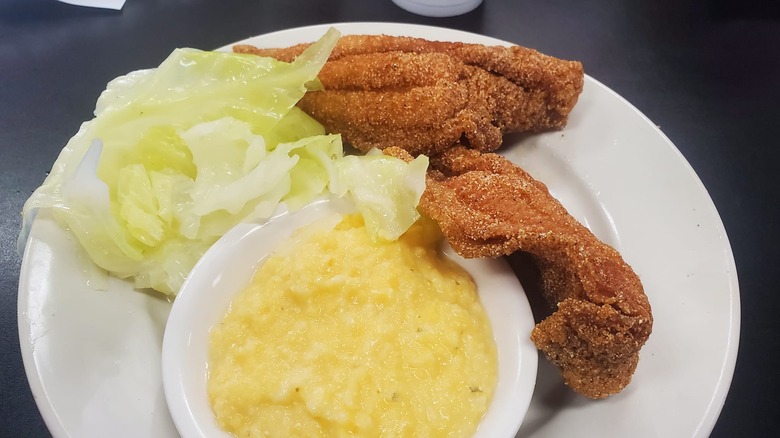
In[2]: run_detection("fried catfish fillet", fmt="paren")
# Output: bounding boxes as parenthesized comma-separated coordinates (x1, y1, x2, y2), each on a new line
(385, 146, 653, 399)
(234, 34, 583, 156)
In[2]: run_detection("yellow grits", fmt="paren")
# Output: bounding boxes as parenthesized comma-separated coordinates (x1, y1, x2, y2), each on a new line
(207, 214, 498, 437)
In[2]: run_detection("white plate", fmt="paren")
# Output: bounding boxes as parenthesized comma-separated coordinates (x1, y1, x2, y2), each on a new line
(161, 197, 537, 438)
(18, 22, 740, 438)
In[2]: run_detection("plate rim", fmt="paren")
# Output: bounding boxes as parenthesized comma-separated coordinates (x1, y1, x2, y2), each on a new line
(17, 21, 741, 438)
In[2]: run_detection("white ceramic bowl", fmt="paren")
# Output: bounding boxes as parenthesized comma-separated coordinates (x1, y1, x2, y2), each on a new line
(162, 197, 538, 438)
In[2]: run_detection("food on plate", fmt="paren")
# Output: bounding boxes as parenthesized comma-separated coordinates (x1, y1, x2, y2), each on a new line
(22, 23, 649, 403)
(233, 34, 584, 157)
(386, 146, 652, 399)
(208, 213, 498, 437)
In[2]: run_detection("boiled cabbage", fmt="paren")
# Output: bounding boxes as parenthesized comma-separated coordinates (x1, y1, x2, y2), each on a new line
(19, 28, 429, 296)
(20, 29, 342, 295)
(332, 149, 429, 241)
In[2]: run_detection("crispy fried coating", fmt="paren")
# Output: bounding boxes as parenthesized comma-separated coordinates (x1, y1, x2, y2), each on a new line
(385, 146, 653, 399)
(234, 35, 583, 156)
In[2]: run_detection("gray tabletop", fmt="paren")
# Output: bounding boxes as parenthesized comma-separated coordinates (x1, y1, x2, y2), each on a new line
(2, 0, 778, 436)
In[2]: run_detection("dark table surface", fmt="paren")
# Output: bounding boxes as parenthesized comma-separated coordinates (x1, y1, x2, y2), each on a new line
(2, 0, 778, 436)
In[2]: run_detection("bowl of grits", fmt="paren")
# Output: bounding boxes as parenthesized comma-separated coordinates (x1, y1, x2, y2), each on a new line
(162, 197, 538, 438)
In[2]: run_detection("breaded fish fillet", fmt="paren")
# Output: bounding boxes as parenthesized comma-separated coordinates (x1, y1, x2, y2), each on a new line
(234, 34, 584, 156)
(385, 146, 653, 399)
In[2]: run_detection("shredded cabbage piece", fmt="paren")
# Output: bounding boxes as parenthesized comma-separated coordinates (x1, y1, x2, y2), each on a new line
(19, 28, 430, 296)
(331, 149, 429, 241)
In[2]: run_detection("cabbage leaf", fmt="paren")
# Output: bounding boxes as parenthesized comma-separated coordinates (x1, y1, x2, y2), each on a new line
(20, 27, 430, 296)
(20, 29, 342, 295)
